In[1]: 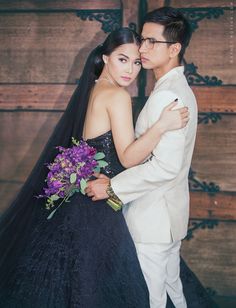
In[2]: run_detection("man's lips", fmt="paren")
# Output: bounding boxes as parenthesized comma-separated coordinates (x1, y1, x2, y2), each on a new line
(121, 76, 132, 81)
(141, 57, 149, 62)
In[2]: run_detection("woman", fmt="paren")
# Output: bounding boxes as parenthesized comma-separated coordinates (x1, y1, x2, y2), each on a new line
(0, 28, 187, 308)
(0, 28, 214, 307)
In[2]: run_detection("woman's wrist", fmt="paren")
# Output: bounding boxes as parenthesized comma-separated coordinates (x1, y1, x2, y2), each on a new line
(155, 120, 167, 135)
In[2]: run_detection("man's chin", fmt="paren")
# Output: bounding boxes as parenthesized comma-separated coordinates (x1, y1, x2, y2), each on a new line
(141, 62, 154, 70)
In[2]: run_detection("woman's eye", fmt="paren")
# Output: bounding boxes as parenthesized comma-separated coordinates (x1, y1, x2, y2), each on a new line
(119, 58, 127, 63)
(135, 61, 141, 66)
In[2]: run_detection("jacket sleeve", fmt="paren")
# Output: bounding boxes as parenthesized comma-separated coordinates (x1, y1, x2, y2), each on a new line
(111, 90, 186, 204)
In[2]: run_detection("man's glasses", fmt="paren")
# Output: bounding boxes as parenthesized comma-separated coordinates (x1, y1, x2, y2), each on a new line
(140, 37, 177, 49)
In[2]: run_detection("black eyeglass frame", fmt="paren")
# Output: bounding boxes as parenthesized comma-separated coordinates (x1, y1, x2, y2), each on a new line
(140, 37, 177, 48)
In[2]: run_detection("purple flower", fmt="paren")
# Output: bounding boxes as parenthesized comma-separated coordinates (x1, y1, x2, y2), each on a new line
(38, 138, 108, 219)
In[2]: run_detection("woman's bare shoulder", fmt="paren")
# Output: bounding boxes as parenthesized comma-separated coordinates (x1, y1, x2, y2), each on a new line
(104, 87, 131, 106)
(92, 85, 131, 111)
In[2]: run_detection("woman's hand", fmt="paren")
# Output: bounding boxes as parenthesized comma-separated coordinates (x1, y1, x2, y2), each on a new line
(158, 100, 189, 133)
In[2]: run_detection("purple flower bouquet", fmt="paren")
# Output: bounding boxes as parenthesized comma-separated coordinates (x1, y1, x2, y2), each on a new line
(39, 137, 108, 220)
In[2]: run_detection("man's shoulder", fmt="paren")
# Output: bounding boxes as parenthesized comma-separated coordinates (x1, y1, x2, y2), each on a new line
(154, 73, 195, 102)
(158, 72, 189, 92)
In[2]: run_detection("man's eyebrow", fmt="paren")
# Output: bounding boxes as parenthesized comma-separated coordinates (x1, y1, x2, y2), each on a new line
(141, 36, 156, 40)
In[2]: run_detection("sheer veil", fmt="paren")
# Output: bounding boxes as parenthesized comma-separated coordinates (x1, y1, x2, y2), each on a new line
(0, 45, 104, 285)
(0, 27, 142, 286)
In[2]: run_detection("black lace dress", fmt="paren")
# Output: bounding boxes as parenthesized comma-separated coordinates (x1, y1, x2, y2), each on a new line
(0, 131, 150, 308)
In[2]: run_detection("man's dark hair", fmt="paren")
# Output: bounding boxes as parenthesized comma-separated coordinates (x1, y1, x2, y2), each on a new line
(144, 7, 192, 62)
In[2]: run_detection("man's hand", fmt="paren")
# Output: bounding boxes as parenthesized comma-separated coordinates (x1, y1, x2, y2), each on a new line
(85, 173, 110, 201)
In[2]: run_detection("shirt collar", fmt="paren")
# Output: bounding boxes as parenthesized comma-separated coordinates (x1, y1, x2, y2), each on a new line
(154, 66, 184, 89)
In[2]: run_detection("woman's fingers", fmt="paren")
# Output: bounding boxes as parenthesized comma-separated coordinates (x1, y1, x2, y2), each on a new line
(179, 106, 189, 114)
(165, 100, 178, 111)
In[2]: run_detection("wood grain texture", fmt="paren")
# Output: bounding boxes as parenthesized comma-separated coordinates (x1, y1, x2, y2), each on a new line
(0, 13, 107, 84)
(0, 112, 61, 182)
(192, 87, 236, 113)
(184, 9, 235, 85)
(0, 1, 121, 10)
(1, 85, 236, 112)
(190, 192, 236, 220)
(0, 85, 76, 110)
(192, 114, 236, 192)
(168, 0, 233, 8)
(182, 221, 236, 296)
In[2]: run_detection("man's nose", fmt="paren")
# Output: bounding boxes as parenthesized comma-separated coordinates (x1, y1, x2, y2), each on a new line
(139, 41, 148, 53)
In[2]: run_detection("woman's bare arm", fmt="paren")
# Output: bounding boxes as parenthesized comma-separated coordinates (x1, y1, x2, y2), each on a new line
(107, 88, 188, 168)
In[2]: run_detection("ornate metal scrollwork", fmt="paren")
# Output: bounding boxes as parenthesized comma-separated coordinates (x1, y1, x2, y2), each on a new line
(198, 112, 222, 124)
(128, 22, 137, 31)
(186, 219, 219, 240)
(77, 10, 122, 33)
(184, 62, 223, 86)
(188, 168, 220, 195)
(180, 7, 225, 86)
(180, 7, 224, 32)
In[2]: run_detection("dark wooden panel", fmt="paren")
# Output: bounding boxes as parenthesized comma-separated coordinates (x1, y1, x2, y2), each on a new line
(0, 112, 61, 183)
(192, 114, 236, 192)
(0, 1, 121, 10)
(190, 192, 236, 220)
(168, 0, 232, 7)
(182, 221, 236, 296)
(1, 85, 236, 112)
(0, 13, 107, 83)
(192, 87, 236, 113)
(184, 8, 235, 85)
(0, 85, 76, 110)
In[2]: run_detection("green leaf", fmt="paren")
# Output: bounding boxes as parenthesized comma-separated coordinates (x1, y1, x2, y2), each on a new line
(70, 173, 77, 184)
(98, 160, 108, 168)
(80, 178, 87, 195)
(94, 152, 105, 160)
(71, 137, 80, 146)
(93, 167, 101, 173)
(50, 194, 60, 201)
(47, 208, 57, 220)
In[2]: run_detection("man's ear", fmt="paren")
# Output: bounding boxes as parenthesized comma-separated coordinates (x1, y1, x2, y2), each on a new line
(169, 43, 181, 59)
(102, 55, 108, 64)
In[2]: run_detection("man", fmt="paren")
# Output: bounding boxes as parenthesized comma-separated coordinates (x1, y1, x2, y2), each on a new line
(86, 7, 197, 308)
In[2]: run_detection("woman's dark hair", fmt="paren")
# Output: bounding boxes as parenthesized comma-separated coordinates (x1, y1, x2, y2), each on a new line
(144, 7, 192, 62)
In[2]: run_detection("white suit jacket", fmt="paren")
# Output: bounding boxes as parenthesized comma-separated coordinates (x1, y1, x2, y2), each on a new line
(111, 66, 198, 243)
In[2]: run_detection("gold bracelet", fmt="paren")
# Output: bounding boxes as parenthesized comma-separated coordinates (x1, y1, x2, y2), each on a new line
(106, 184, 123, 211)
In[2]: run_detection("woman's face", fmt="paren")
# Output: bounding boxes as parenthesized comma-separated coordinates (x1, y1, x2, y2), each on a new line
(103, 43, 141, 87)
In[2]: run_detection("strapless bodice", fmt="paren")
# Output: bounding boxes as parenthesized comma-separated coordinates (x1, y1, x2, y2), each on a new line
(86, 130, 125, 177)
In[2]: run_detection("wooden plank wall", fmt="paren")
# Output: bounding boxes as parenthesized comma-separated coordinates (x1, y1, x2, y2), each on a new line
(0, 0, 235, 298)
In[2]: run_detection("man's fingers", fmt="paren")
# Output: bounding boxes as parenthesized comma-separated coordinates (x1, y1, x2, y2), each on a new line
(87, 191, 94, 197)
(93, 172, 108, 179)
(97, 173, 108, 179)
(93, 172, 100, 178)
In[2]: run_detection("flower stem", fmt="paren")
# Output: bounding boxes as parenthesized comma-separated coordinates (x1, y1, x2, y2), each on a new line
(47, 194, 70, 220)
